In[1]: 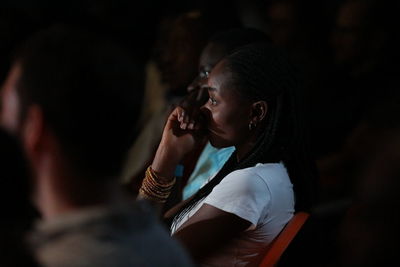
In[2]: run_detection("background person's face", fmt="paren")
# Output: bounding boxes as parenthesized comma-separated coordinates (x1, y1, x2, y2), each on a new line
(187, 43, 227, 92)
(331, 1, 367, 66)
(266, 2, 296, 47)
(156, 15, 206, 94)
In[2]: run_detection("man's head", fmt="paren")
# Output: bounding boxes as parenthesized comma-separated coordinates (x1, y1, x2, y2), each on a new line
(154, 12, 210, 96)
(187, 28, 270, 92)
(331, 0, 396, 73)
(1, 25, 143, 180)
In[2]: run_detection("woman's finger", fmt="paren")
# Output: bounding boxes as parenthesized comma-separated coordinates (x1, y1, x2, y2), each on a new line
(177, 109, 185, 122)
(183, 112, 190, 124)
(180, 121, 187, 130)
(188, 120, 195, 130)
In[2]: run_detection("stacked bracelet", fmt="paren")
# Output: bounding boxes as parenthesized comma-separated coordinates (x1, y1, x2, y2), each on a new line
(138, 166, 176, 203)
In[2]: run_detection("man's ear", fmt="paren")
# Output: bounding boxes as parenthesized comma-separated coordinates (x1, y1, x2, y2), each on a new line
(21, 105, 45, 156)
(250, 101, 268, 123)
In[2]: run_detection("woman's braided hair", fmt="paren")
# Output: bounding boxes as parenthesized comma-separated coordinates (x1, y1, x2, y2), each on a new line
(171, 43, 316, 228)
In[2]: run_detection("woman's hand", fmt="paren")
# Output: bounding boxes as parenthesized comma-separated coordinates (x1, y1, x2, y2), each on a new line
(151, 106, 207, 180)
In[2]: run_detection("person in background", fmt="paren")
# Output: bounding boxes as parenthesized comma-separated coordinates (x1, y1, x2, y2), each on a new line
(139, 43, 316, 266)
(0, 25, 192, 267)
(338, 128, 400, 266)
(121, 11, 217, 192)
(308, 0, 399, 160)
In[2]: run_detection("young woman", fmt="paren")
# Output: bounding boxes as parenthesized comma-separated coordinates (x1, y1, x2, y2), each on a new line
(138, 43, 316, 266)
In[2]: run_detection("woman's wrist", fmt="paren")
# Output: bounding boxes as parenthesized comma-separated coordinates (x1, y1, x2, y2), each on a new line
(151, 142, 182, 181)
(138, 166, 176, 204)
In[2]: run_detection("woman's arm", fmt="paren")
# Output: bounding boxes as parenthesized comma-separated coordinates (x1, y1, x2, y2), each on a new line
(138, 106, 206, 211)
(173, 203, 251, 262)
(152, 106, 205, 177)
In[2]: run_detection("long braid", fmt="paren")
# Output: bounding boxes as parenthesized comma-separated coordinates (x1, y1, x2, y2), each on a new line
(171, 43, 316, 229)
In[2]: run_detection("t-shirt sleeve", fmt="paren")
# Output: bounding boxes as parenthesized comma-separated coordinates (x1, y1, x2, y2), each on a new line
(203, 168, 271, 230)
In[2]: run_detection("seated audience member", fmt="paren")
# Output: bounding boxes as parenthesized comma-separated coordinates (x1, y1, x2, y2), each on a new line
(138, 43, 316, 266)
(339, 130, 400, 266)
(120, 11, 214, 191)
(317, 98, 400, 203)
(306, 98, 400, 266)
(0, 25, 192, 267)
(180, 27, 271, 200)
(308, 0, 399, 160)
(0, 128, 38, 266)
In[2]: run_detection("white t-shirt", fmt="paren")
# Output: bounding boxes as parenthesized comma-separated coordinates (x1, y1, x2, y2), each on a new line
(171, 162, 295, 267)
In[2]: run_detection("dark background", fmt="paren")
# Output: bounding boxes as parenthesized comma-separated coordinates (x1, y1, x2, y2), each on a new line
(1, 1, 399, 266)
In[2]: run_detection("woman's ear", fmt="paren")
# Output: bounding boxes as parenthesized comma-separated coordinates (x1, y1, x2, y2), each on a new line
(250, 101, 267, 123)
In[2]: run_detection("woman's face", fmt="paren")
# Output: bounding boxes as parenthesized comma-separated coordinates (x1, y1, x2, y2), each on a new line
(201, 60, 254, 149)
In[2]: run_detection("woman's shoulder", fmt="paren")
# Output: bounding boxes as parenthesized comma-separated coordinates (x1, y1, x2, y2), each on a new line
(229, 162, 288, 178)
(219, 162, 291, 189)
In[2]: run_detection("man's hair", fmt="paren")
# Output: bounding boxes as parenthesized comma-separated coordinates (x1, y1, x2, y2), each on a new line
(15, 25, 143, 179)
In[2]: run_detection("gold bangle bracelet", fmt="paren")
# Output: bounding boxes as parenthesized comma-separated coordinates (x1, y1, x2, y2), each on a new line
(138, 166, 177, 203)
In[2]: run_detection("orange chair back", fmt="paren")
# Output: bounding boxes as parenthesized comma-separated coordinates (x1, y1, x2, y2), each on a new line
(259, 212, 310, 267)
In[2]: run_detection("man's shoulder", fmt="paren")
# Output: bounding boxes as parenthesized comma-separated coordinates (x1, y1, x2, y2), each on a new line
(31, 201, 193, 267)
